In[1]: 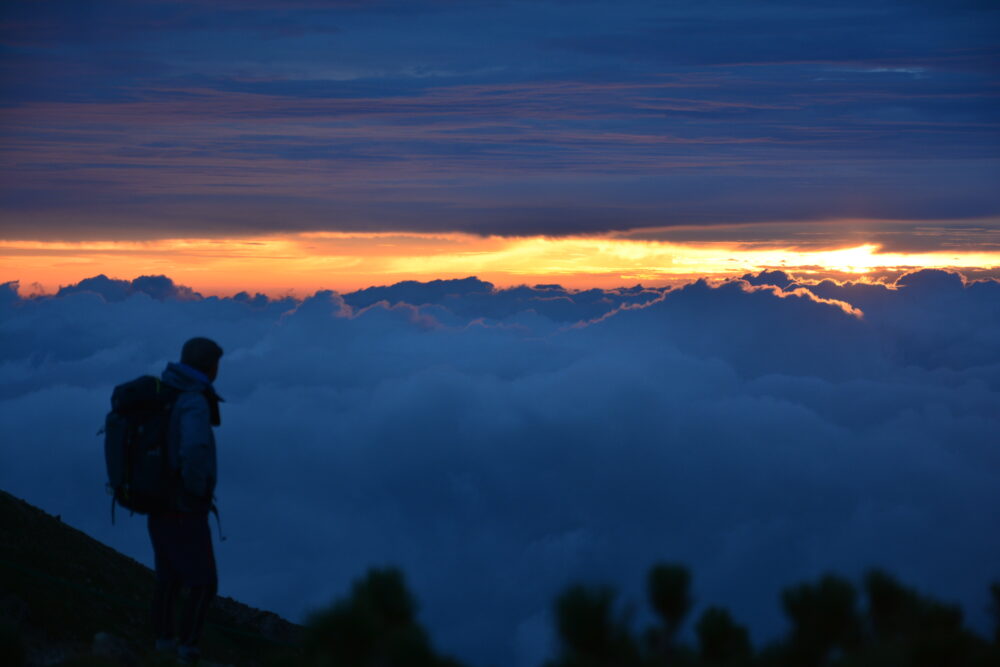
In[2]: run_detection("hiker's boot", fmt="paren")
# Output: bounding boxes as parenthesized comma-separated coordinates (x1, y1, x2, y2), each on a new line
(153, 637, 177, 653)
(177, 644, 201, 664)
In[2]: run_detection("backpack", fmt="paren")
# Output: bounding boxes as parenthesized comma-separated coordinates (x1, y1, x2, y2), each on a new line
(103, 375, 181, 518)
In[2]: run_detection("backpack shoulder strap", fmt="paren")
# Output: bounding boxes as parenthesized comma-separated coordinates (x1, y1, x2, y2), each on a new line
(155, 378, 183, 410)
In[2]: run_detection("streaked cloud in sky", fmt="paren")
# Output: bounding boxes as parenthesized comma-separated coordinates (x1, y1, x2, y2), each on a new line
(2, 0, 998, 247)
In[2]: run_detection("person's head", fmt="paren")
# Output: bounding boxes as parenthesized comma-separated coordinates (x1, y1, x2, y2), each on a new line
(181, 337, 224, 381)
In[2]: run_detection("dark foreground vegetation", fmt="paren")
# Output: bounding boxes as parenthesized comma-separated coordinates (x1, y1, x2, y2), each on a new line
(2, 488, 998, 666)
(542, 564, 1000, 667)
(296, 562, 1000, 667)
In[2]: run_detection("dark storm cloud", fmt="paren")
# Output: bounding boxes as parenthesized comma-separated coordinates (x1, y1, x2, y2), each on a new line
(1, 269, 999, 666)
(1, 0, 998, 243)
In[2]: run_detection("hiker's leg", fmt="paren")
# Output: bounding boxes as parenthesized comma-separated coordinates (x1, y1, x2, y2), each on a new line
(176, 512, 218, 661)
(151, 578, 180, 644)
(178, 582, 216, 658)
(148, 513, 181, 645)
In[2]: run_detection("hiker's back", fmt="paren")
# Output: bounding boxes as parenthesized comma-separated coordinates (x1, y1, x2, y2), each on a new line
(160, 362, 219, 514)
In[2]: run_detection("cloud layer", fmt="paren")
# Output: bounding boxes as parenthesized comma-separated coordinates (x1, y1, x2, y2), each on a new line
(1, 270, 998, 666)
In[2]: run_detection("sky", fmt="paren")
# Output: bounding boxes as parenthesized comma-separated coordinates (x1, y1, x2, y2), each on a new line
(1, 0, 999, 292)
(1, 3, 1000, 666)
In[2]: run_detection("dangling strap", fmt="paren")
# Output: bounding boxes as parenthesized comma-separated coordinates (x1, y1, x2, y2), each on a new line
(210, 502, 227, 542)
(109, 491, 117, 525)
(204, 388, 223, 427)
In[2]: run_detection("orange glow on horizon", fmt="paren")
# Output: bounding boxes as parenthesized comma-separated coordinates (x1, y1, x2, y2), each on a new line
(2, 233, 999, 297)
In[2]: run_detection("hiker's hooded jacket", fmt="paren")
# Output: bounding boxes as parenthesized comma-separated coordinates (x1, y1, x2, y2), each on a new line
(161, 362, 220, 514)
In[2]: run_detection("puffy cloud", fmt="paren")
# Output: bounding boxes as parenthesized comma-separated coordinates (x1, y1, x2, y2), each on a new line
(57, 274, 203, 302)
(0, 281, 19, 309)
(1, 271, 998, 666)
(342, 277, 667, 325)
(755, 269, 1000, 373)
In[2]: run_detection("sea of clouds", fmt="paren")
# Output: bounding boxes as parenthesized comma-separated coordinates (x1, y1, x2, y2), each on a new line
(1, 270, 998, 666)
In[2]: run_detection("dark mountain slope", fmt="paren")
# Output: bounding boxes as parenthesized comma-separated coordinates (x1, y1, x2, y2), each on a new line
(0, 488, 301, 666)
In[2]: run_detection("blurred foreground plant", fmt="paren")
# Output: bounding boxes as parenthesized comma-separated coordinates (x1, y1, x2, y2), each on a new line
(547, 564, 999, 667)
(303, 567, 464, 667)
(298, 564, 999, 667)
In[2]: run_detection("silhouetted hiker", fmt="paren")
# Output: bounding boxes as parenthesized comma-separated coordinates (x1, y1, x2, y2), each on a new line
(149, 337, 224, 665)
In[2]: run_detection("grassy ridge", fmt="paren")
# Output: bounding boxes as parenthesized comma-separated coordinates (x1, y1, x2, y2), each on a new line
(0, 488, 300, 666)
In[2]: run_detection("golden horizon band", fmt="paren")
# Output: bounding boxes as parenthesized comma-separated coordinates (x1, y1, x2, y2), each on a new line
(3, 232, 999, 297)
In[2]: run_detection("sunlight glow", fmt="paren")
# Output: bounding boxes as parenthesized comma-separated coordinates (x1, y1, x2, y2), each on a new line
(2, 233, 999, 297)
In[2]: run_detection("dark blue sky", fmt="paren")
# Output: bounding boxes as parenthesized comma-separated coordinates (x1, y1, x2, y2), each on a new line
(1, 0, 998, 247)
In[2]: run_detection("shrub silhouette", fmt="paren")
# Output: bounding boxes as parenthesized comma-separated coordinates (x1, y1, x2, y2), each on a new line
(862, 569, 988, 667)
(865, 569, 919, 641)
(694, 607, 751, 665)
(642, 563, 696, 662)
(647, 563, 692, 639)
(299, 564, 999, 667)
(547, 584, 642, 667)
(780, 573, 861, 666)
(303, 567, 464, 667)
